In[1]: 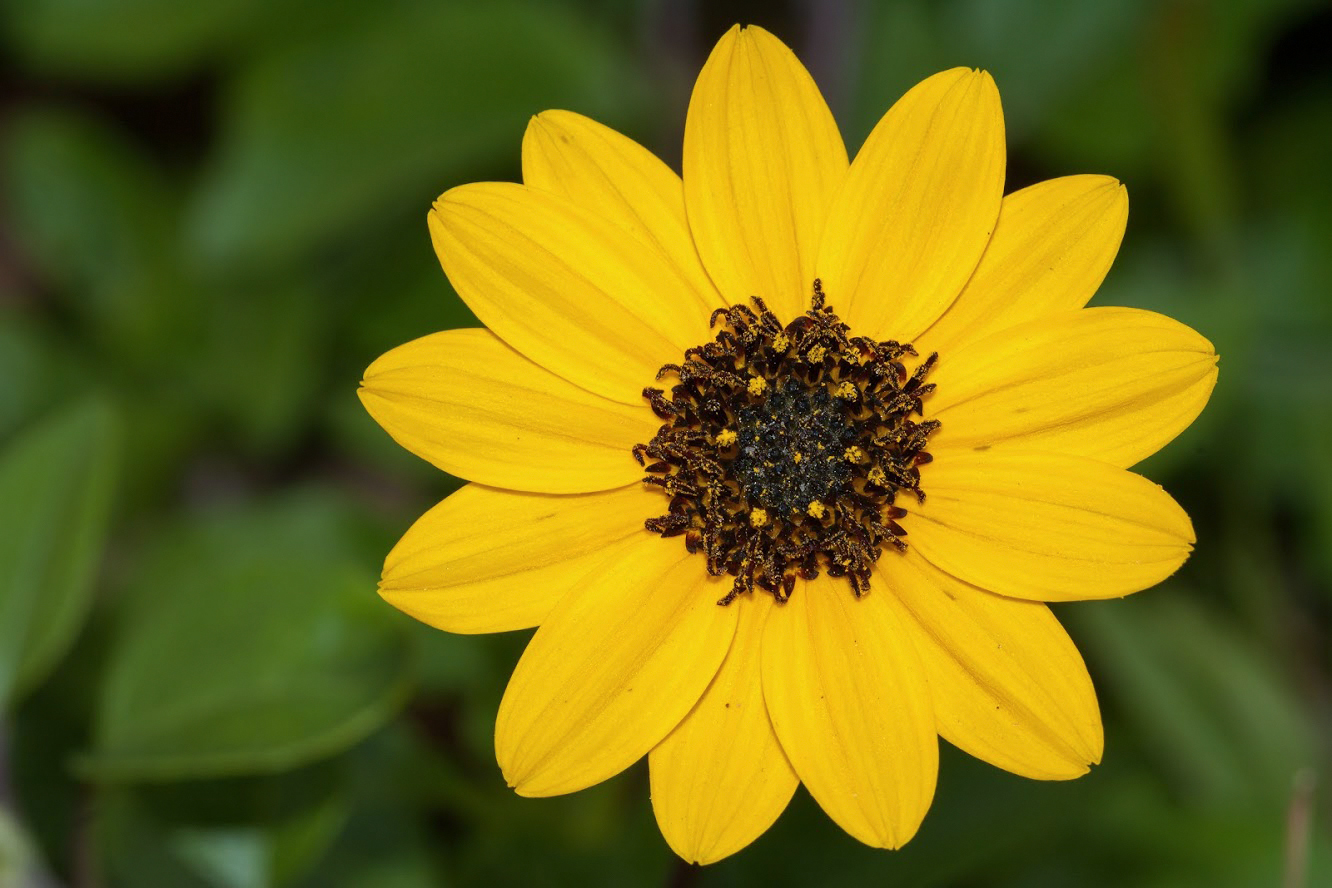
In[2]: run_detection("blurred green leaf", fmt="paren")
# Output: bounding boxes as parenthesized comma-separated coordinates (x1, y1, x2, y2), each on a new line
(0, 805, 40, 888)
(95, 764, 349, 888)
(849, 0, 1146, 153)
(193, 275, 331, 458)
(0, 0, 264, 81)
(2, 107, 192, 374)
(8, 610, 110, 880)
(287, 730, 444, 888)
(939, 0, 1144, 142)
(187, 0, 650, 272)
(1069, 591, 1317, 807)
(0, 310, 94, 442)
(0, 397, 119, 710)
(82, 492, 414, 781)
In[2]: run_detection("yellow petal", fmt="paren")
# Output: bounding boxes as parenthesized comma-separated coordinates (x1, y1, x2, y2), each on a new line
(927, 307, 1219, 467)
(879, 549, 1103, 780)
(761, 573, 937, 849)
(496, 537, 737, 797)
(649, 595, 798, 864)
(359, 329, 654, 493)
(380, 483, 661, 634)
(817, 68, 1005, 342)
(907, 449, 1195, 601)
(430, 183, 716, 405)
(683, 25, 848, 322)
(521, 110, 724, 311)
(914, 175, 1129, 356)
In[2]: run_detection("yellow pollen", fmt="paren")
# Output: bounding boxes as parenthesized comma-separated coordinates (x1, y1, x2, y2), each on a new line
(793, 451, 803, 463)
(716, 428, 737, 447)
(749, 507, 769, 527)
(844, 446, 865, 463)
(747, 376, 767, 396)
(807, 500, 827, 519)
(868, 466, 888, 486)
(833, 381, 858, 399)
(772, 332, 790, 352)
(807, 345, 826, 363)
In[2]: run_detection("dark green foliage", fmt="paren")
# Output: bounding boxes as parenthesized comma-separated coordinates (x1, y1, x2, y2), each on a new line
(0, 0, 1328, 884)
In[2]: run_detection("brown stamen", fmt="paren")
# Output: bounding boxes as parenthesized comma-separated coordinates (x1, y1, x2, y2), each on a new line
(635, 280, 939, 604)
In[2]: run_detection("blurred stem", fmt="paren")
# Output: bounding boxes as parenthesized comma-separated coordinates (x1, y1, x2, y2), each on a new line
(1283, 768, 1316, 888)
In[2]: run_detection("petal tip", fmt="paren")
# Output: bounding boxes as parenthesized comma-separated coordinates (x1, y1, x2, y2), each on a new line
(526, 109, 570, 136)
(355, 382, 384, 412)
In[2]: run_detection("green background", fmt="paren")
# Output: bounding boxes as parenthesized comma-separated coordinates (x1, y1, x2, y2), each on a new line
(2, 0, 1329, 885)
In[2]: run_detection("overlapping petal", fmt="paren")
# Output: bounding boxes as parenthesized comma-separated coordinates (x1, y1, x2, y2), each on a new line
(683, 24, 848, 322)
(817, 68, 1004, 342)
(927, 307, 1219, 467)
(522, 111, 724, 310)
(762, 573, 937, 849)
(650, 595, 798, 865)
(879, 549, 1102, 780)
(358, 329, 653, 493)
(496, 537, 738, 797)
(907, 449, 1195, 601)
(914, 176, 1128, 355)
(380, 484, 660, 634)
(430, 182, 717, 404)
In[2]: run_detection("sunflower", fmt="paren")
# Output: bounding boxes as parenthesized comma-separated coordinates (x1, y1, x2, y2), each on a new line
(359, 24, 1217, 864)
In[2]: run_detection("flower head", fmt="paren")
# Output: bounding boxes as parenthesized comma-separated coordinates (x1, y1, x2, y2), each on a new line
(359, 24, 1217, 864)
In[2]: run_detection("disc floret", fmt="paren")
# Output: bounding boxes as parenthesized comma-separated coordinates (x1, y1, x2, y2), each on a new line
(634, 281, 939, 604)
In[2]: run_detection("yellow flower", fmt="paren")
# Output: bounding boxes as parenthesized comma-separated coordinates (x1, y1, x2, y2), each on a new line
(358, 25, 1217, 864)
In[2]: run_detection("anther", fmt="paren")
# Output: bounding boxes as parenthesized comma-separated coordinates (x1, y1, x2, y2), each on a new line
(636, 290, 940, 603)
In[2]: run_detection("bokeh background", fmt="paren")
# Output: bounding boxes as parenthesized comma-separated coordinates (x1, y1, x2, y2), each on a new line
(1, 0, 1330, 885)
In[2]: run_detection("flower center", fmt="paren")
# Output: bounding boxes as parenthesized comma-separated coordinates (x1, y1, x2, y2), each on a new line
(634, 280, 940, 604)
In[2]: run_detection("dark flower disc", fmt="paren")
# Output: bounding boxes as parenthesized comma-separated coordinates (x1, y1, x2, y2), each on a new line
(634, 280, 940, 604)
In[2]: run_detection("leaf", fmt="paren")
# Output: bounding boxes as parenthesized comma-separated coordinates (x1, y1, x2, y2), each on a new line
(0, 397, 120, 709)
(847, 0, 1145, 151)
(0, 309, 93, 441)
(185, 0, 651, 272)
(94, 764, 350, 888)
(937, 0, 1144, 142)
(0, 805, 40, 888)
(2, 108, 192, 373)
(191, 274, 331, 458)
(81, 491, 414, 781)
(1068, 590, 1317, 807)
(1, 0, 265, 82)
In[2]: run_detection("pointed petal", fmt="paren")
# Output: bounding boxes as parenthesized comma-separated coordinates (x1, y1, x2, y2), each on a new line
(879, 549, 1103, 780)
(522, 110, 724, 311)
(650, 595, 798, 864)
(683, 25, 848, 322)
(927, 307, 1219, 467)
(908, 449, 1195, 602)
(761, 574, 937, 849)
(913, 176, 1129, 356)
(430, 183, 716, 404)
(496, 538, 737, 797)
(817, 68, 1004, 342)
(380, 483, 661, 634)
(359, 329, 653, 493)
